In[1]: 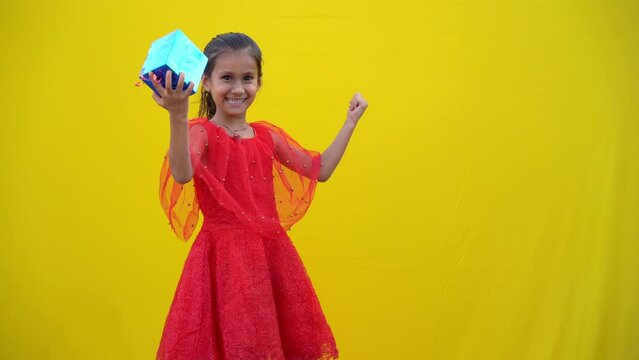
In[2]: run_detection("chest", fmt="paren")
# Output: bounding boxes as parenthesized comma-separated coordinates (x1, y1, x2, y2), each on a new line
(202, 122, 275, 181)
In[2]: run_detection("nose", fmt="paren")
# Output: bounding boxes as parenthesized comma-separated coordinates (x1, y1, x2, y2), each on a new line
(231, 81, 244, 94)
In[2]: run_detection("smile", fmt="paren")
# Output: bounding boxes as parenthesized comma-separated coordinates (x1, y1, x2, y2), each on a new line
(225, 98, 247, 104)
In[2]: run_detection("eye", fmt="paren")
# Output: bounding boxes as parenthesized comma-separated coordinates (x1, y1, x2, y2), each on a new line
(221, 75, 231, 81)
(244, 75, 254, 81)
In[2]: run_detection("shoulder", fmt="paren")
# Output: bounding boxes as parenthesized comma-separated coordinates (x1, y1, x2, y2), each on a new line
(251, 120, 280, 131)
(187, 118, 209, 141)
(251, 120, 280, 139)
(251, 121, 291, 138)
(188, 117, 209, 128)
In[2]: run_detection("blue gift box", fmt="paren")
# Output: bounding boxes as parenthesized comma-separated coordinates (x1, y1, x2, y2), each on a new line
(139, 30, 208, 96)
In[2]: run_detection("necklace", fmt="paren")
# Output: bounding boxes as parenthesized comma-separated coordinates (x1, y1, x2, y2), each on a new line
(213, 120, 250, 139)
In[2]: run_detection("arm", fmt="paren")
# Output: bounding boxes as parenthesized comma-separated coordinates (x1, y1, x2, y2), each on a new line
(168, 117, 193, 184)
(318, 93, 368, 182)
(150, 71, 196, 184)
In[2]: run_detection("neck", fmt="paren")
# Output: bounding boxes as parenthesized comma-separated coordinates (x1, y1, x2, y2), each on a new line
(211, 113, 248, 127)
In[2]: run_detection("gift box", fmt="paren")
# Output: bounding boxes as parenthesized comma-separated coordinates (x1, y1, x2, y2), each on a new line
(139, 29, 208, 96)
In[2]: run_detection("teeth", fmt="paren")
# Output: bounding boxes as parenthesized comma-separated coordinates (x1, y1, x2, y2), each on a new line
(226, 98, 245, 104)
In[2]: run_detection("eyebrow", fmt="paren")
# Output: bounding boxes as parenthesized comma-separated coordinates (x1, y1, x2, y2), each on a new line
(218, 70, 256, 75)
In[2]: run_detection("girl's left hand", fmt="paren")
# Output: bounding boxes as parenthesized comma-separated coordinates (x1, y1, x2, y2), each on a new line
(347, 92, 368, 125)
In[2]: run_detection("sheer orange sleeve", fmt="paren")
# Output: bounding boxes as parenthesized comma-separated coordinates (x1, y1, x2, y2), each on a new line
(254, 121, 322, 230)
(159, 119, 209, 241)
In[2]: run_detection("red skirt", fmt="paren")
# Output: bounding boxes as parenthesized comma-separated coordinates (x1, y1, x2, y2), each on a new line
(156, 225, 338, 360)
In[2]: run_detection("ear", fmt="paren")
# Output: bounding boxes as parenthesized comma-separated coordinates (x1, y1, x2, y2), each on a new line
(201, 75, 210, 92)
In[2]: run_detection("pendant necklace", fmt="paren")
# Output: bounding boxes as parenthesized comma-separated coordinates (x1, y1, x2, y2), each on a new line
(213, 120, 249, 139)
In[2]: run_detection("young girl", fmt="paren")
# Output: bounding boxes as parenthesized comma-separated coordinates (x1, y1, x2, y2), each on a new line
(150, 32, 367, 360)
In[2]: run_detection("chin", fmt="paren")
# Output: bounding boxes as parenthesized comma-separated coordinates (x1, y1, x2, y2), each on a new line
(218, 109, 246, 118)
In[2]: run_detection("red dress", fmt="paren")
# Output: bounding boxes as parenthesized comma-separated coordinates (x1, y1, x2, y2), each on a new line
(156, 118, 338, 360)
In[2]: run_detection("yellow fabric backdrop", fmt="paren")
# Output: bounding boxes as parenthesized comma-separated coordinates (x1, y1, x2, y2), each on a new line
(1, 0, 637, 359)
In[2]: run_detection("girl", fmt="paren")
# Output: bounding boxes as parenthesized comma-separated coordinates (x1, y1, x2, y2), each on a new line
(150, 32, 367, 360)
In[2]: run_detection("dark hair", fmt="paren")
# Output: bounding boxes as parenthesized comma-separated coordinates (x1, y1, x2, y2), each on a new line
(198, 33, 263, 119)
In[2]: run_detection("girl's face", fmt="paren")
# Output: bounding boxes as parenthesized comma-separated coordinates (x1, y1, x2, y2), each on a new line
(203, 48, 260, 121)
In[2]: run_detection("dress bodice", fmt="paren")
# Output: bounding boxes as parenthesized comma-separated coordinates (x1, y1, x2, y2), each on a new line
(159, 118, 322, 241)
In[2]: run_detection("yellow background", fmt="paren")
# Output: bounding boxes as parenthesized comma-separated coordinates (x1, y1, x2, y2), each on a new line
(1, 0, 638, 359)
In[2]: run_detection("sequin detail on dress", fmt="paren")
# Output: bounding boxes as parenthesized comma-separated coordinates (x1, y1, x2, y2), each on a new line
(157, 118, 338, 360)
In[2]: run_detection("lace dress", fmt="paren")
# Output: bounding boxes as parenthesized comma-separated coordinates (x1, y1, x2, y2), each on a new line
(156, 118, 338, 360)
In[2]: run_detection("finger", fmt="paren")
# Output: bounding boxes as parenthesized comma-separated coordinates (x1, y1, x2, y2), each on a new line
(176, 72, 185, 92)
(165, 70, 173, 92)
(355, 93, 367, 108)
(149, 72, 167, 98)
(149, 72, 165, 91)
(349, 96, 357, 110)
(185, 80, 195, 94)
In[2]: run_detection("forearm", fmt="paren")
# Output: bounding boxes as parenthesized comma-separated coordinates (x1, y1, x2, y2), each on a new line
(168, 113, 194, 184)
(319, 120, 356, 182)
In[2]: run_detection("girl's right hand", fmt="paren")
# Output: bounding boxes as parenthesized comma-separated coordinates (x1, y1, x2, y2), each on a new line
(149, 70, 195, 121)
